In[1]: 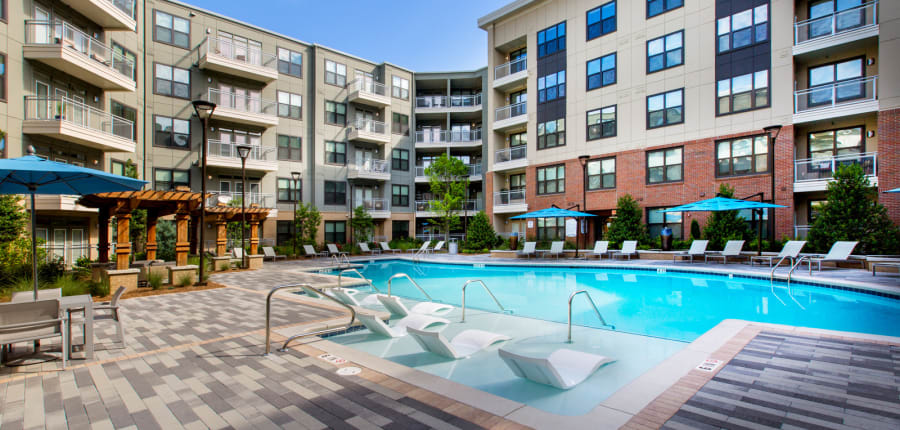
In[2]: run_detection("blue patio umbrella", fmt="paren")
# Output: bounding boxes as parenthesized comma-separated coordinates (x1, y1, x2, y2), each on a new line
(0, 147, 146, 298)
(885, 188, 900, 193)
(662, 197, 787, 255)
(512, 207, 597, 257)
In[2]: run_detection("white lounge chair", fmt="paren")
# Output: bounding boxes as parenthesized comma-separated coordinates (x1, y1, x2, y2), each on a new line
(356, 313, 449, 338)
(673, 240, 708, 263)
(750, 240, 806, 267)
(610, 241, 638, 260)
(326, 243, 348, 257)
(431, 241, 445, 253)
(359, 243, 381, 255)
(803, 241, 864, 273)
(262, 246, 287, 261)
(407, 240, 432, 254)
(376, 295, 454, 317)
(499, 347, 615, 390)
(379, 242, 401, 253)
(547, 241, 564, 260)
(590, 241, 610, 259)
(705, 240, 745, 264)
(327, 288, 372, 306)
(407, 327, 510, 359)
(303, 244, 328, 258)
(517, 241, 537, 259)
(232, 247, 244, 265)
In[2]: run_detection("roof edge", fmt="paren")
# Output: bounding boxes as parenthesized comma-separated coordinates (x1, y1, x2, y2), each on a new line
(478, 0, 542, 28)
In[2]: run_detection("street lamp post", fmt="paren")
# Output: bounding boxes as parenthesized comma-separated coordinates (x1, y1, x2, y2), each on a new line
(191, 100, 216, 285)
(763, 124, 783, 252)
(577, 155, 590, 259)
(291, 171, 301, 258)
(236, 144, 252, 268)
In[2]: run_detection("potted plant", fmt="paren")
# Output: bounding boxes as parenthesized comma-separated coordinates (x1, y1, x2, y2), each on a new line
(55, 102, 66, 120)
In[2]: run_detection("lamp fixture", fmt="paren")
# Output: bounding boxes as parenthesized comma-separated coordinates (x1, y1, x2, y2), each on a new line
(191, 100, 216, 120)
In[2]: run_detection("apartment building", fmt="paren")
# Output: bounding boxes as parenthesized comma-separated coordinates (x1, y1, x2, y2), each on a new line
(479, 0, 899, 243)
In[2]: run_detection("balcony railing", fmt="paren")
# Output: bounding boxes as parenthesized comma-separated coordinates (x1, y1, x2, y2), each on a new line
(794, 76, 878, 113)
(415, 200, 480, 212)
(794, 1, 878, 45)
(415, 129, 482, 144)
(794, 225, 812, 239)
(348, 79, 387, 97)
(495, 57, 527, 80)
(206, 88, 276, 115)
(209, 191, 274, 208)
(494, 190, 526, 206)
(795, 152, 877, 182)
(201, 36, 277, 71)
(415, 163, 481, 177)
(25, 96, 134, 141)
(495, 102, 527, 122)
(353, 118, 387, 134)
(495, 146, 527, 163)
(360, 198, 389, 212)
(351, 159, 390, 175)
(207, 140, 273, 162)
(415, 94, 482, 108)
(24, 20, 135, 81)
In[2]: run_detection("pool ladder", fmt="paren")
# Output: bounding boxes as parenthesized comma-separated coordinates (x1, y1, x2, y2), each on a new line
(338, 268, 381, 293)
(264, 283, 356, 355)
(387, 273, 433, 301)
(568, 290, 615, 343)
(769, 255, 810, 286)
(331, 253, 351, 268)
(460, 280, 507, 322)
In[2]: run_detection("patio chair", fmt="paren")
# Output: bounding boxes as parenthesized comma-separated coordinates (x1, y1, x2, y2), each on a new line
(673, 240, 708, 263)
(69, 286, 126, 348)
(610, 241, 638, 260)
(303, 244, 328, 258)
(431, 241, 445, 253)
(803, 241, 864, 273)
(590, 241, 610, 259)
(379, 242, 400, 253)
(407, 327, 510, 359)
(0, 299, 67, 369)
(407, 240, 432, 254)
(262, 246, 286, 261)
(547, 241, 565, 260)
(705, 240, 745, 264)
(499, 347, 615, 390)
(11, 288, 62, 303)
(356, 313, 450, 338)
(517, 241, 537, 259)
(326, 243, 348, 257)
(358, 243, 381, 255)
(749, 241, 806, 267)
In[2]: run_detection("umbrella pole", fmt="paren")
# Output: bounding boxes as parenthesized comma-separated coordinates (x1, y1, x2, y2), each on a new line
(756, 209, 762, 256)
(31, 191, 38, 300)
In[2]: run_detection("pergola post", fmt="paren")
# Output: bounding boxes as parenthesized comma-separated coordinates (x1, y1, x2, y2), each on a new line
(115, 211, 131, 270)
(175, 206, 190, 267)
(146, 213, 158, 261)
(189, 214, 199, 255)
(98, 208, 110, 263)
(215, 215, 227, 257)
(249, 216, 260, 255)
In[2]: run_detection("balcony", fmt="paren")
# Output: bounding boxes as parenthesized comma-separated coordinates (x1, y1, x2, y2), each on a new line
(415, 200, 480, 217)
(204, 89, 278, 128)
(494, 102, 527, 131)
(415, 94, 482, 113)
(23, 97, 135, 153)
(206, 140, 277, 172)
(348, 118, 390, 144)
(793, 76, 878, 124)
(23, 21, 136, 91)
(414, 129, 482, 149)
(348, 160, 391, 181)
(493, 146, 528, 171)
(33, 195, 96, 213)
(209, 191, 275, 209)
(415, 163, 482, 183)
(198, 37, 278, 83)
(61, 0, 136, 31)
(793, 1, 878, 57)
(493, 58, 527, 90)
(794, 152, 878, 192)
(794, 225, 812, 239)
(492, 190, 528, 214)
(347, 79, 391, 107)
(360, 198, 390, 219)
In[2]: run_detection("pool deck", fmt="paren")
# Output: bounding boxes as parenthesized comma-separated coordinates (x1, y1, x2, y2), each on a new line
(1, 254, 897, 429)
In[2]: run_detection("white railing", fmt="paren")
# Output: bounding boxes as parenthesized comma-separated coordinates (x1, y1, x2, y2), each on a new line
(494, 146, 527, 163)
(24, 20, 135, 81)
(495, 101, 527, 122)
(348, 79, 387, 97)
(794, 225, 812, 239)
(201, 36, 277, 70)
(794, 1, 878, 45)
(353, 118, 387, 134)
(360, 198, 389, 212)
(206, 88, 276, 115)
(351, 159, 390, 175)
(794, 76, 877, 113)
(24, 97, 134, 141)
(416, 233, 467, 242)
(415, 200, 479, 212)
(109, 0, 137, 18)
(494, 190, 526, 206)
(415, 129, 482, 144)
(209, 191, 275, 208)
(495, 57, 527, 80)
(415, 94, 482, 108)
(207, 140, 273, 162)
(794, 152, 877, 182)
(415, 163, 481, 177)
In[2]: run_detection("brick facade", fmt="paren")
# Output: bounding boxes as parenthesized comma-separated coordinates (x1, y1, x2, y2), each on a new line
(878, 108, 900, 224)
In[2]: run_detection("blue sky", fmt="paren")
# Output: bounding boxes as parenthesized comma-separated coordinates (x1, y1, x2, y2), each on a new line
(184, 0, 511, 72)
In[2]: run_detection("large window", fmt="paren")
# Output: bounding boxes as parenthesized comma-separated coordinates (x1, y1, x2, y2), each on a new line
(154, 64, 189, 99)
(717, 4, 768, 53)
(277, 91, 302, 119)
(325, 101, 346, 125)
(325, 141, 346, 165)
(392, 149, 409, 171)
(717, 135, 769, 177)
(647, 89, 683, 129)
(277, 47, 302, 77)
(112, 43, 136, 80)
(587, 1, 616, 40)
(153, 168, 189, 191)
(537, 119, 565, 150)
(587, 158, 616, 190)
(808, 57, 864, 106)
(392, 184, 409, 207)
(587, 105, 616, 140)
(537, 22, 566, 58)
(392, 113, 409, 135)
(324, 181, 346, 205)
(537, 70, 566, 103)
(647, 31, 683, 73)
(277, 135, 301, 161)
(647, 0, 683, 18)
(392, 221, 409, 240)
(717, 70, 769, 115)
(325, 60, 346, 86)
(111, 160, 126, 176)
(537, 165, 565, 195)
(737, 208, 768, 239)
(111, 100, 137, 141)
(808, 126, 863, 158)
(276, 221, 293, 246)
(647, 147, 683, 184)
(325, 221, 346, 244)
(277, 177, 301, 202)
(153, 116, 190, 149)
(587, 53, 616, 90)
(647, 207, 683, 239)
(537, 218, 565, 240)
(392, 76, 409, 99)
(154, 10, 190, 49)
(809, 0, 867, 39)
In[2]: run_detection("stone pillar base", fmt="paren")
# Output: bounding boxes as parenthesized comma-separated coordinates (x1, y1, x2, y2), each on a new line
(212, 256, 232, 271)
(168, 265, 199, 286)
(247, 255, 264, 270)
(104, 268, 140, 295)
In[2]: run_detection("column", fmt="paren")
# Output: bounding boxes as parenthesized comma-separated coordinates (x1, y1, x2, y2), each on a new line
(175, 208, 190, 266)
(98, 209, 110, 263)
(189, 215, 199, 255)
(145, 214, 158, 261)
(115, 212, 131, 270)
(215, 216, 227, 257)
(249, 217, 260, 255)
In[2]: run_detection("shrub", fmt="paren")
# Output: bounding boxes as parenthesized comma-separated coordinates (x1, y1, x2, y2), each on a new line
(606, 194, 649, 247)
(89, 279, 110, 297)
(176, 274, 193, 288)
(156, 220, 176, 262)
(388, 237, 421, 251)
(0, 194, 28, 244)
(464, 212, 498, 250)
(148, 272, 164, 290)
(690, 219, 701, 240)
(52, 275, 90, 297)
(218, 262, 230, 272)
(703, 184, 751, 250)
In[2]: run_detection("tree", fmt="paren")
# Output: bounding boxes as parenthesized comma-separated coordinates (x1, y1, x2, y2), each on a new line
(703, 184, 751, 250)
(294, 202, 322, 244)
(690, 219, 702, 240)
(120, 159, 147, 255)
(464, 211, 496, 251)
(424, 153, 469, 241)
(0, 194, 27, 244)
(350, 205, 374, 244)
(156, 220, 176, 262)
(606, 194, 649, 247)
(807, 164, 899, 254)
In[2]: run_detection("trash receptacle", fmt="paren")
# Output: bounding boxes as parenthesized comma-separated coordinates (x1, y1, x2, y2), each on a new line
(660, 226, 673, 251)
(510, 232, 519, 250)
(448, 239, 458, 255)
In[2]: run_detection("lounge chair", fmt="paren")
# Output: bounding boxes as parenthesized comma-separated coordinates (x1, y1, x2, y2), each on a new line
(407, 240, 432, 254)
(326, 243, 348, 257)
(547, 241, 564, 260)
(803, 241, 864, 273)
(673, 240, 708, 263)
(358, 243, 381, 255)
(610, 241, 638, 260)
(328, 288, 379, 307)
(262, 246, 287, 261)
(749, 240, 806, 267)
(499, 347, 615, 390)
(376, 295, 454, 317)
(303, 244, 328, 258)
(705, 240, 745, 264)
(379, 242, 400, 253)
(356, 313, 449, 338)
(517, 241, 537, 259)
(431, 241, 445, 253)
(406, 327, 510, 359)
(0, 299, 67, 369)
(590, 241, 610, 259)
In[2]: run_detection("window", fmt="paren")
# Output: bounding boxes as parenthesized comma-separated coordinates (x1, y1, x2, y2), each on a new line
(717, 70, 769, 115)
(587, 1, 616, 40)
(324, 181, 346, 205)
(510, 131, 527, 147)
(325, 101, 346, 125)
(537, 218, 565, 240)
(808, 57, 864, 106)
(277, 91, 301, 119)
(587, 53, 616, 90)
(325, 141, 346, 165)
(647, 147, 683, 183)
(392, 113, 409, 135)
(111, 43, 135, 80)
(392, 149, 409, 171)
(276, 221, 293, 246)
(277, 177, 301, 202)
(392, 221, 409, 240)
(737, 208, 769, 239)
(809, 0, 867, 39)
(537, 22, 566, 58)
(325, 221, 346, 244)
(392, 76, 409, 99)
(647, 207, 683, 239)
(325, 60, 346, 86)
(509, 48, 527, 73)
(808, 126, 863, 158)
(0, 53, 5, 102)
(111, 160, 126, 176)
(587, 158, 616, 190)
(154, 10, 190, 49)
(537, 119, 565, 150)
(808, 200, 826, 224)
(111, 100, 137, 141)
(537, 70, 566, 102)
(277, 135, 301, 161)
(154, 64, 190, 99)
(717, 4, 768, 53)
(153, 116, 190, 149)
(277, 47, 302, 77)
(537, 165, 565, 194)
(587, 105, 616, 140)
(153, 168, 189, 191)
(647, 0, 683, 18)
(717, 135, 769, 177)
(647, 89, 683, 128)
(392, 185, 409, 207)
(647, 31, 683, 73)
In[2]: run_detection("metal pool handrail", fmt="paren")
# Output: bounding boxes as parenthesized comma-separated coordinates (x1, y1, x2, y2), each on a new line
(787, 256, 810, 286)
(568, 290, 614, 342)
(461, 280, 505, 323)
(387, 273, 433, 301)
(264, 283, 356, 355)
(769, 255, 792, 283)
(331, 254, 350, 268)
(338, 268, 380, 293)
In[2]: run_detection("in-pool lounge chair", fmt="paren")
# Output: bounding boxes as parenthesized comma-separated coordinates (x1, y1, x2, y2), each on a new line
(610, 241, 638, 260)
(379, 242, 400, 253)
(407, 327, 510, 359)
(518, 242, 537, 259)
(358, 243, 381, 255)
(376, 295, 454, 317)
(749, 240, 806, 267)
(705, 240, 745, 264)
(547, 241, 564, 260)
(673, 240, 708, 263)
(803, 241, 864, 273)
(356, 313, 449, 338)
(590, 241, 610, 259)
(303, 244, 328, 258)
(326, 243, 348, 257)
(498, 347, 615, 390)
(329, 288, 379, 307)
(262, 246, 286, 261)
(407, 240, 432, 254)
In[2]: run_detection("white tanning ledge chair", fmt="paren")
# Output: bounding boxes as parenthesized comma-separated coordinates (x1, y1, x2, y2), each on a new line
(328, 288, 380, 307)
(356, 313, 449, 338)
(407, 327, 510, 359)
(376, 295, 454, 317)
(499, 348, 615, 390)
